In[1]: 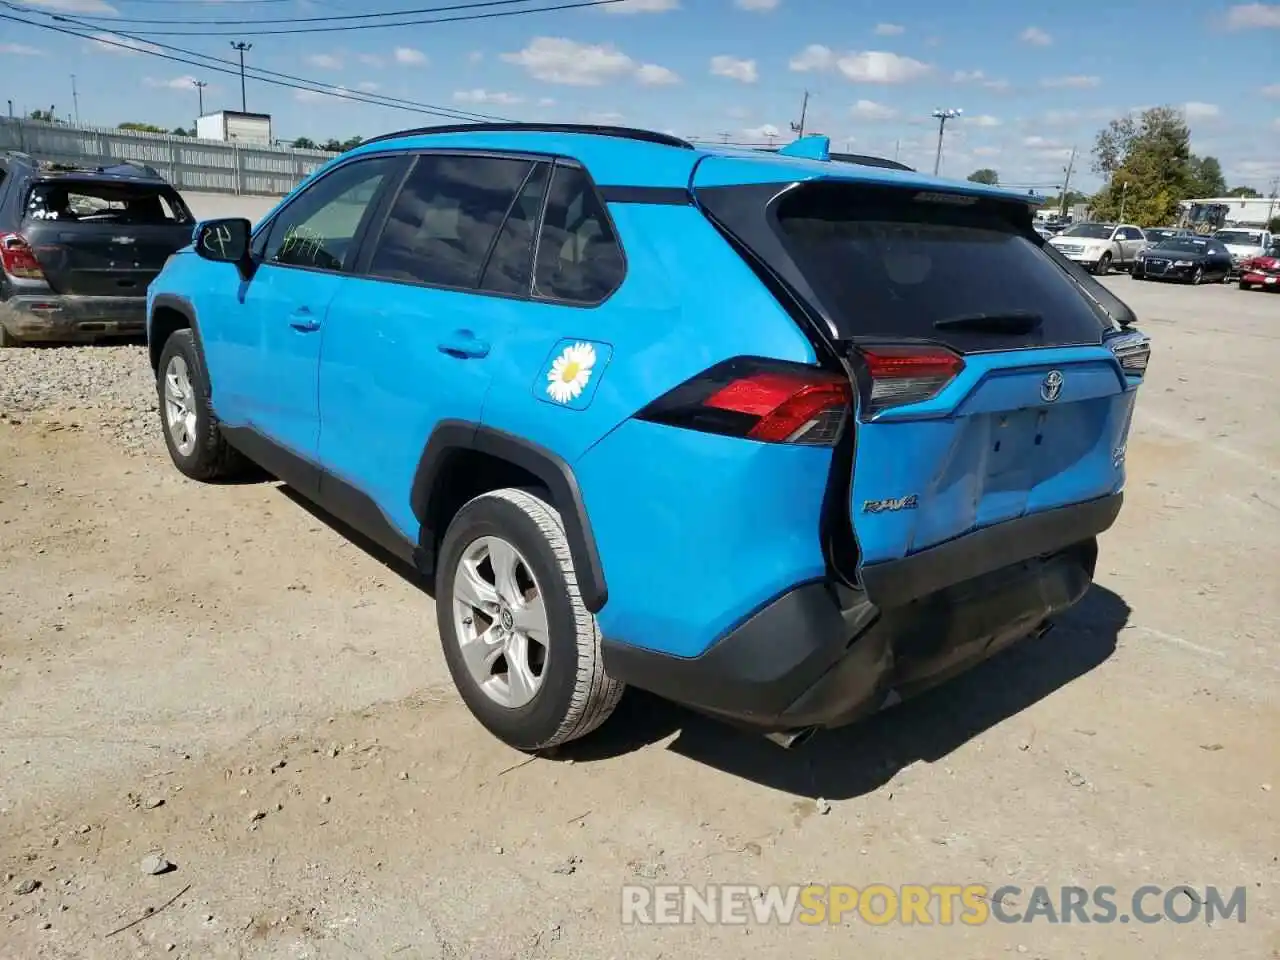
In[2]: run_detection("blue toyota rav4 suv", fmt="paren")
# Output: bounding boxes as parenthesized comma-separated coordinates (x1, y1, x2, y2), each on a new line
(146, 124, 1149, 752)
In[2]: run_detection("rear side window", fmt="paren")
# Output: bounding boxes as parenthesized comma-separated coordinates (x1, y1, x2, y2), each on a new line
(368, 154, 534, 290)
(772, 184, 1111, 350)
(533, 165, 625, 305)
(479, 163, 550, 295)
(23, 180, 193, 225)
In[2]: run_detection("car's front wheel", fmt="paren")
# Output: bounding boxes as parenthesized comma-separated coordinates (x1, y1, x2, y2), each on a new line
(156, 329, 247, 481)
(1190, 266, 1204, 285)
(1239, 280, 1252, 291)
(1094, 253, 1112, 276)
(436, 488, 623, 752)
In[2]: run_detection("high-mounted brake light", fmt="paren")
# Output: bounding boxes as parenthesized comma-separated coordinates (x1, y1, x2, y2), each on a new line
(635, 358, 852, 446)
(0, 234, 45, 281)
(856, 344, 964, 415)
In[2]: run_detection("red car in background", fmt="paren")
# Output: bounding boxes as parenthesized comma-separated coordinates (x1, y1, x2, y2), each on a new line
(1239, 242, 1280, 291)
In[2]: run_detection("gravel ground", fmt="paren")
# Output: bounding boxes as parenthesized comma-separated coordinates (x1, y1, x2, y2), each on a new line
(1, 281, 1278, 959)
(0, 343, 159, 456)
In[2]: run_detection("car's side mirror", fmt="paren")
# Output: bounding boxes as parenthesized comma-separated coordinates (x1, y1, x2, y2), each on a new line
(194, 218, 255, 279)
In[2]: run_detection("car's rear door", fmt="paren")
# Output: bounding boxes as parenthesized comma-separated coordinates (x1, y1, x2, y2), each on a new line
(693, 169, 1147, 594)
(18, 178, 193, 296)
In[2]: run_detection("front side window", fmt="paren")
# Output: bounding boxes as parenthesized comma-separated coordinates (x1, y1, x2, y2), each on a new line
(367, 154, 535, 289)
(264, 156, 399, 272)
(533, 164, 625, 304)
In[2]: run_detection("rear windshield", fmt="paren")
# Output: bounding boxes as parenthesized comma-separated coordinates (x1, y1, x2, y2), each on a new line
(23, 180, 194, 226)
(1215, 230, 1262, 245)
(772, 184, 1111, 349)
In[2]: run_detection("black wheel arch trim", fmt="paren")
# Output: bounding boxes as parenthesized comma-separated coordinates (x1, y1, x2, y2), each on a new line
(148, 292, 208, 373)
(411, 420, 609, 613)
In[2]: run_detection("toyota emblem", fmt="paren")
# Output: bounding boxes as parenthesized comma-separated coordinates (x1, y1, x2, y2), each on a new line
(1040, 370, 1064, 403)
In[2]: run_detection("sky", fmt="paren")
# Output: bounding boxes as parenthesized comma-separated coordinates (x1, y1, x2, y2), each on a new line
(2, 0, 1279, 193)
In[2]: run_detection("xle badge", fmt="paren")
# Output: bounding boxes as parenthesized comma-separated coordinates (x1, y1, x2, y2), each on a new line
(863, 495, 919, 514)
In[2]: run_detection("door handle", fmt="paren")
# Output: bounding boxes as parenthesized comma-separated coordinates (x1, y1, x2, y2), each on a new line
(438, 330, 490, 359)
(288, 308, 321, 332)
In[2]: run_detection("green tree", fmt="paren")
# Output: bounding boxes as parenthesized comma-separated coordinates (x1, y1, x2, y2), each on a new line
(1188, 156, 1226, 197)
(321, 138, 343, 152)
(27, 108, 61, 123)
(117, 122, 167, 133)
(340, 136, 364, 151)
(967, 168, 999, 185)
(292, 136, 317, 149)
(1229, 186, 1261, 198)
(1090, 106, 1194, 226)
(170, 127, 193, 137)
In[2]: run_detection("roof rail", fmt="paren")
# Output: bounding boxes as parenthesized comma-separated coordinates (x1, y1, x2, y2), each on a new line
(358, 122, 694, 150)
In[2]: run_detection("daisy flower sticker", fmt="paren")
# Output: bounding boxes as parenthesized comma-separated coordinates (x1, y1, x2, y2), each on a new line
(546, 341, 597, 404)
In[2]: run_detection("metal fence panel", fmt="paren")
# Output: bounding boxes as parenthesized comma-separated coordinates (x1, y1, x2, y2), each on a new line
(0, 117, 331, 198)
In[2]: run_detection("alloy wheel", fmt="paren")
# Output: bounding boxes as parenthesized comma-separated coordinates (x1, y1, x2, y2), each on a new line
(163, 354, 198, 457)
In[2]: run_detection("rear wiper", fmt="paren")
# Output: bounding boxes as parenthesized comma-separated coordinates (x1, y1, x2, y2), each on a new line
(933, 311, 1043, 334)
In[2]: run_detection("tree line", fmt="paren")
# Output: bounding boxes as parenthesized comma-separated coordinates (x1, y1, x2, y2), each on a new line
(965, 105, 1275, 229)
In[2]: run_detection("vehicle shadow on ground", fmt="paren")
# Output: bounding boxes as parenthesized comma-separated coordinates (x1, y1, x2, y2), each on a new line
(566, 586, 1131, 801)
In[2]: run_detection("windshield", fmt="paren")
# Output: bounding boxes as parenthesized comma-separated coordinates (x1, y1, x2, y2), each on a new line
(1153, 238, 1210, 254)
(23, 180, 194, 226)
(1061, 223, 1114, 239)
(1145, 228, 1177, 241)
(1215, 230, 1263, 246)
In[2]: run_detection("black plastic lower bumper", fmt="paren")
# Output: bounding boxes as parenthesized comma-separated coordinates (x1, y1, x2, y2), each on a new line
(602, 493, 1119, 733)
(0, 294, 146, 343)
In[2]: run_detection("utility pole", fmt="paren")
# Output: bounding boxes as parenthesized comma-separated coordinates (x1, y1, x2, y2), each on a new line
(1119, 180, 1129, 223)
(1266, 177, 1279, 231)
(718, 131, 730, 144)
(1060, 146, 1076, 219)
(931, 108, 962, 176)
(70, 74, 79, 126)
(230, 41, 252, 112)
(193, 80, 208, 120)
(789, 90, 809, 139)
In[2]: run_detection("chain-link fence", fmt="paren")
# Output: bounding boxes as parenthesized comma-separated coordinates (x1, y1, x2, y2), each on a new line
(1, 117, 332, 197)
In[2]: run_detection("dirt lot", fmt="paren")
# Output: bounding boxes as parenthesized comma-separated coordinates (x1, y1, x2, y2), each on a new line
(1, 277, 1277, 959)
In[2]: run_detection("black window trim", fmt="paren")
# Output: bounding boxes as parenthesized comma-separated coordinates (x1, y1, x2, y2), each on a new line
(346, 147, 628, 310)
(248, 150, 411, 280)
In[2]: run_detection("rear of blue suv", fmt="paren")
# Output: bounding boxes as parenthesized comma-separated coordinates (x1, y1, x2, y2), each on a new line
(146, 125, 1148, 752)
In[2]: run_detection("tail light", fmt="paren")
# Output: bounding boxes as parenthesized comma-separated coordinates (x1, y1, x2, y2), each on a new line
(0, 234, 45, 280)
(855, 344, 964, 415)
(635, 357, 852, 446)
(1105, 330, 1151, 377)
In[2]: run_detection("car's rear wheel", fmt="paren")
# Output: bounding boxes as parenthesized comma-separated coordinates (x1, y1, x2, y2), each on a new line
(1094, 253, 1112, 276)
(436, 488, 623, 752)
(1190, 266, 1204, 285)
(0, 322, 16, 348)
(1239, 280, 1252, 290)
(156, 329, 247, 481)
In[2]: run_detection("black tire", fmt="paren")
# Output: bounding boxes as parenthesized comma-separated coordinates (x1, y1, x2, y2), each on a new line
(436, 488, 623, 752)
(1239, 280, 1251, 291)
(0, 322, 17, 348)
(1190, 266, 1203, 285)
(1094, 253, 1112, 276)
(155, 329, 248, 481)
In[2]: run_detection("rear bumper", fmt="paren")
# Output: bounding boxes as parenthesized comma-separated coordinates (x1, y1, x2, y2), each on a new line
(1241, 272, 1280, 287)
(602, 493, 1120, 733)
(0, 294, 146, 343)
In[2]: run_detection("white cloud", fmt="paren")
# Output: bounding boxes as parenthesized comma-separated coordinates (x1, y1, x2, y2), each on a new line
(21, 0, 116, 11)
(710, 54, 758, 83)
(538, 96, 556, 106)
(837, 50, 931, 83)
(970, 114, 1002, 127)
(1183, 101, 1221, 120)
(635, 63, 681, 85)
(0, 43, 44, 56)
(744, 123, 782, 140)
(973, 145, 1001, 157)
(1225, 3, 1280, 28)
(502, 37, 634, 85)
(735, 0, 779, 8)
(953, 69, 985, 82)
(144, 75, 201, 91)
(600, 0, 678, 11)
(357, 53, 385, 68)
(1262, 83, 1280, 97)
(1020, 26, 1052, 45)
(850, 99, 897, 120)
(1041, 75, 1101, 88)
(454, 89, 525, 105)
(984, 78, 1011, 91)
(789, 44, 834, 72)
(306, 53, 343, 70)
(394, 47, 427, 65)
(1024, 135, 1066, 149)
(874, 23, 905, 35)
(89, 33, 162, 56)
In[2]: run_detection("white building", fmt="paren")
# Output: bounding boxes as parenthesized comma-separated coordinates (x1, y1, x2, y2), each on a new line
(195, 111, 273, 145)
(1179, 196, 1279, 228)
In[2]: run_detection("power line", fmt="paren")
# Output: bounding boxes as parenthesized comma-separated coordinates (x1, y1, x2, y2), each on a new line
(0, 12, 512, 123)
(37, 0, 558, 26)
(9, 0, 625, 36)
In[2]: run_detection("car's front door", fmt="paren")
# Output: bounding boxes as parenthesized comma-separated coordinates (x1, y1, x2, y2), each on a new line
(317, 152, 552, 541)
(1118, 227, 1143, 264)
(204, 154, 404, 492)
